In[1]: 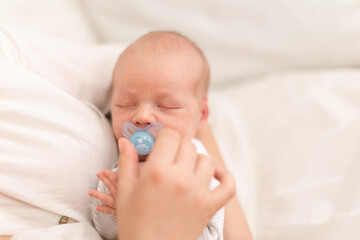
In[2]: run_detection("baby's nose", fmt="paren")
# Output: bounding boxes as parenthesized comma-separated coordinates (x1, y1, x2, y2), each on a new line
(132, 104, 156, 127)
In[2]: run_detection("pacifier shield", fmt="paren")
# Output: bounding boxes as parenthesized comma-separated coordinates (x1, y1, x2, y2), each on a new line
(121, 122, 164, 156)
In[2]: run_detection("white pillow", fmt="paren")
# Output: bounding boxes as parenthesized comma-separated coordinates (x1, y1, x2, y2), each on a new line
(0, 25, 122, 238)
(0, 24, 125, 113)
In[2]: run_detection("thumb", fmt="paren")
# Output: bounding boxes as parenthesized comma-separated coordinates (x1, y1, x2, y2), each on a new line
(209, 167, 236, 212)
(117, 137, 139, 193)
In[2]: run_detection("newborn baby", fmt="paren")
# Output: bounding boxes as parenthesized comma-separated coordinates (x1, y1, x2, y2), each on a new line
(89, 31, 224, 240)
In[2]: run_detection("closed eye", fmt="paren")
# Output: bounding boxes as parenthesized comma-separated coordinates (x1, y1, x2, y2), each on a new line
(116, 104, 136, 108)
(158, 105, 182, 110)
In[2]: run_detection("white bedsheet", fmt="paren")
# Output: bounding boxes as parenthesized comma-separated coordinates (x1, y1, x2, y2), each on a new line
(209, 69, 360, 239)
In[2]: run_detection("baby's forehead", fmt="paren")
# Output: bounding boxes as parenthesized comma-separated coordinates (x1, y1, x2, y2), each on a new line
(114, 32, 209, 96)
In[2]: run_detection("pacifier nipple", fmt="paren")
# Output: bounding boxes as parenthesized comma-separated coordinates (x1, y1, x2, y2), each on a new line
(121, 122, 164, 156)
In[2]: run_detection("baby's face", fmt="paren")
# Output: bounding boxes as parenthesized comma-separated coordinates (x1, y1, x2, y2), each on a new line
(111, 46, 208, 141)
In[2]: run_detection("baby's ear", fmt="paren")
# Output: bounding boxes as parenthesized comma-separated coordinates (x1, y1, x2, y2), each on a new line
(197, 97, 209, 130)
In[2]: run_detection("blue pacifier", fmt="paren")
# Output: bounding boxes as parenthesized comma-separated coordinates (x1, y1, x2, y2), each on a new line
(121, 122, 164, 156)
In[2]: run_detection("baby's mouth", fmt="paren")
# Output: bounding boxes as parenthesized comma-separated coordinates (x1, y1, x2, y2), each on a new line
(138, 155, 147, 162)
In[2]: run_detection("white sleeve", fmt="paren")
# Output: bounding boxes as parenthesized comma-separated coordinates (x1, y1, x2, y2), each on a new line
(90, 172, 118, 240)
(197, 224, 222, 240)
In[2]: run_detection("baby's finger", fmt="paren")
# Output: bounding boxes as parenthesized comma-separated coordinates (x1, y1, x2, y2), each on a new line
(97, 171, 117, 197)
(102, 169, 118, 187)
(95, 205, 117, 216)
(88, 189, 116, 208)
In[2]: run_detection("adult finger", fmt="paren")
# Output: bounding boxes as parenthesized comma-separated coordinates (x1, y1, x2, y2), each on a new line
(174, 141, 197, 171)
(117, 138, 139, 194)
(209, 168, 236, 212)
(147, 128, 181, 165)
(194, 154, 215, 189)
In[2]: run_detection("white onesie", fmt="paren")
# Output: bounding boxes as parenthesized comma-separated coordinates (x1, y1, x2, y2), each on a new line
(91, 138, 224, 240)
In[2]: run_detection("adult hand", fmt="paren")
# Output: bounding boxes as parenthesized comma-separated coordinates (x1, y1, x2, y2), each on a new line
(0, 236, 12, 240)
(116, 129, 235, 240)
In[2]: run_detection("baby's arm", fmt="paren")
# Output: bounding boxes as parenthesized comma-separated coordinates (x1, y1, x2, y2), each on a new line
(89, 169, 118, 240)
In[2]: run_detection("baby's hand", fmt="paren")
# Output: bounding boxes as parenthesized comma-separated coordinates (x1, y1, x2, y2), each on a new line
(88, 169, 118, 216)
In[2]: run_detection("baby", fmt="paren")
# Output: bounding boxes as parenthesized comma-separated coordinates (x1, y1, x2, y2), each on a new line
(89, 31, 224, 240)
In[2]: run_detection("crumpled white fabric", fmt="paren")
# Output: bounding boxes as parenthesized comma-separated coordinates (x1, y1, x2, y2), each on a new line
(11, 222, 103, 240)
(0, 25, 118, 238)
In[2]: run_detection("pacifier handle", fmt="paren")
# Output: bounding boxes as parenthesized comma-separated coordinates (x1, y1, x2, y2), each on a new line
(146, 122, 164, 138)
(121, 122, 136, 139)
(122, 122, 164, 139)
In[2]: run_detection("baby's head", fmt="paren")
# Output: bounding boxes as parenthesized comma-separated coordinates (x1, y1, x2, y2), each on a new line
(111, 31, 210, 141)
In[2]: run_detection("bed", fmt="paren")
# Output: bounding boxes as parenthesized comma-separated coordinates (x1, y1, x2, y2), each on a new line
(1, 1, 360, 239)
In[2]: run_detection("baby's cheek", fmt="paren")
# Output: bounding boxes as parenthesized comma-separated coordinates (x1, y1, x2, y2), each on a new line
(174, 124, 193, 140)
(112, 121, 123, 139)
(156, 114, 190, 138)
